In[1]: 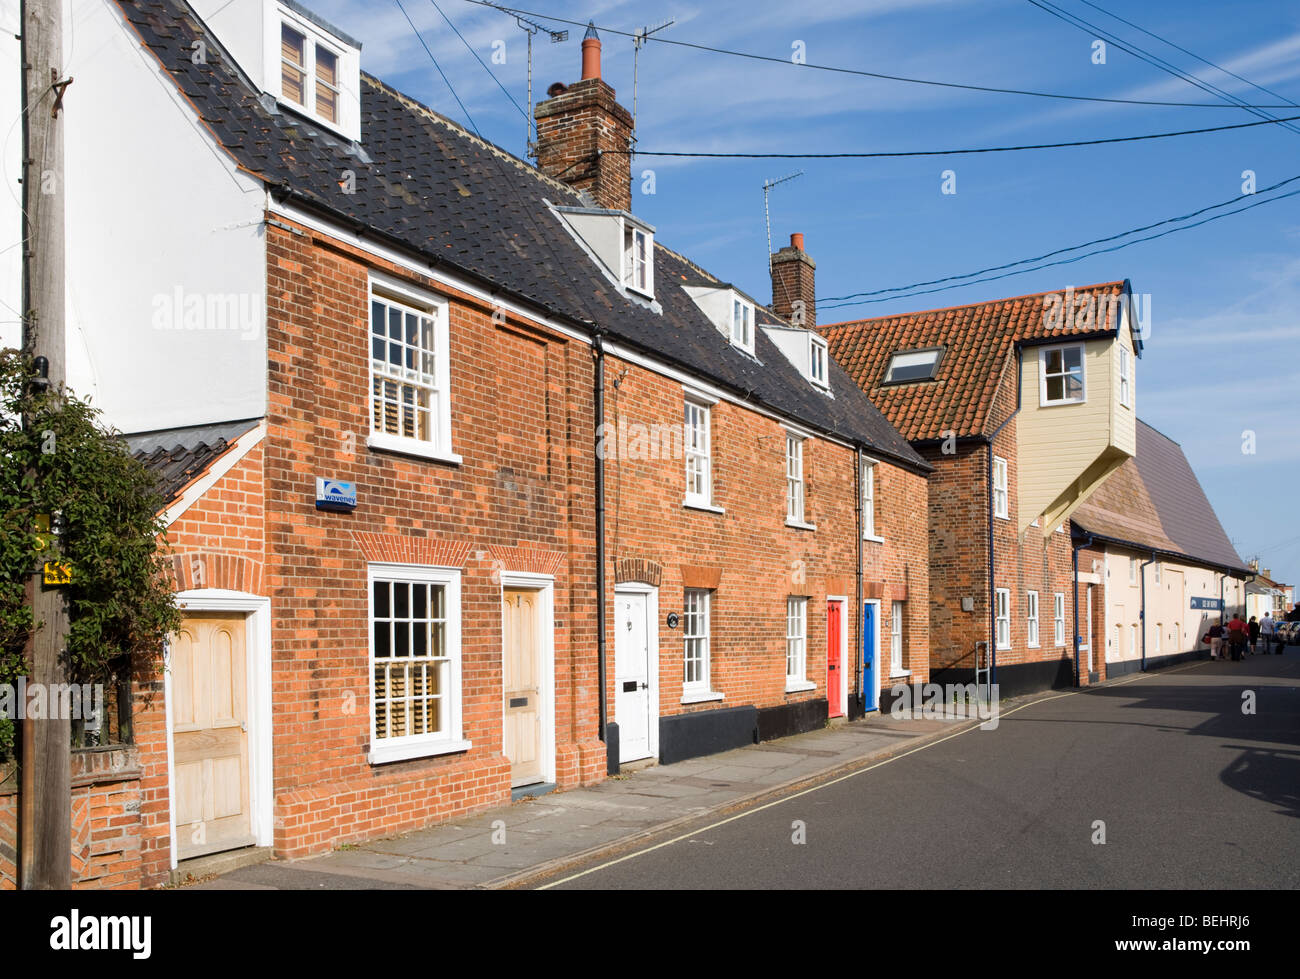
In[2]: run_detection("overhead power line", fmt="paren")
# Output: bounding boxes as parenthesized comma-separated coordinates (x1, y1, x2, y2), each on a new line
(459, 0, 1300, 109)
(428, 0, 530, 121)
(394, 0, 480, 134)
(608, 112, 1300, 159)
(818, 174, 1300, 310)
(1026, 0, 1300, 136)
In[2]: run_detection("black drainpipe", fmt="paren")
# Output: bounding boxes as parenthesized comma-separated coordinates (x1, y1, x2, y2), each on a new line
(593, 331, 611, 769)
(854, 446, 864, 717)
(1072, 533, 1093, 686)
(984, 350, 1022, 687)
(1140, 553, 1156, 671)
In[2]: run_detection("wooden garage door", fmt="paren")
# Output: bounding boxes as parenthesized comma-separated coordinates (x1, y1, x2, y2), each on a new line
(172, 612, 253, 860)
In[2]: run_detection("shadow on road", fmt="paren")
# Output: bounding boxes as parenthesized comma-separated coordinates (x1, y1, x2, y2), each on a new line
(1220, 746, 1300, 818)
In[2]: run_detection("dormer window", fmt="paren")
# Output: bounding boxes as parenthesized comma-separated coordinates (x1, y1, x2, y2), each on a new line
(732, 298, 754, 352)
(280, 24, 340, 124)
(625, 225, 653, 296)
(884, 347, 943, 384)
(264, 3, 361, 141)
(809, 335, 828, 388)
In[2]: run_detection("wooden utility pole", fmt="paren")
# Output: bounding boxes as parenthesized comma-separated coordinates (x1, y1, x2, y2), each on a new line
(19, 0, 71, 890)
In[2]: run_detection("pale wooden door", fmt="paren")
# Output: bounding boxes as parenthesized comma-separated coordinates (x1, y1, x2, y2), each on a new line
(172, 612, 253, 860)
(503, 589, 543, 786)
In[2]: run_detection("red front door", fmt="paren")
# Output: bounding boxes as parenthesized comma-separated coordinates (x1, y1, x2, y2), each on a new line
(827, 600, 844, 717)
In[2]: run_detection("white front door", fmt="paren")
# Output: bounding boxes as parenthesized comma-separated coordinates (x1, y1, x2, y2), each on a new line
(614, 590, 653, 762)
(502, 588, 543, 787)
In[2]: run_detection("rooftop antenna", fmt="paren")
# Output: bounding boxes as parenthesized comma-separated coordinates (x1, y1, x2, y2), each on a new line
(481, 1, 567, 158)
(631, 19, 673, 144)
(763, 170, 804, 287)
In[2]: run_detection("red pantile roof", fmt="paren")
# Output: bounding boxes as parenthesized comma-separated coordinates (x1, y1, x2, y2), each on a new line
(819, 281, 1128, 441)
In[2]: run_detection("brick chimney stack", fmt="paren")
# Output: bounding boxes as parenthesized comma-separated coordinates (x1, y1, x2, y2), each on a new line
(771, 233, 816, 328)
(534, 22, 633, 213)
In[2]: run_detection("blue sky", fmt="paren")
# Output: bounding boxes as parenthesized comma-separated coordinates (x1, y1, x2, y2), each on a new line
(315, 0, 1300, 587)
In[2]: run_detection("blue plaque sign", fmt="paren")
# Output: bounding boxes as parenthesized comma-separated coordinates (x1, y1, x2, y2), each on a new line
(315, 477, 357, 511)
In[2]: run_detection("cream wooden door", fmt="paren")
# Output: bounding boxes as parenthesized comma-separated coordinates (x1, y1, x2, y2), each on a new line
(172, 612, 253, 860)
(503, 589, 543, 786)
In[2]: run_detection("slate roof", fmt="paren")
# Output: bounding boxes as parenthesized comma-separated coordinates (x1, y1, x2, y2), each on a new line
(1071, 420, 1248, 574)
(819, 282, 1130, 442)
(126, 419, 260, 505)
(114, 0, 927, 473)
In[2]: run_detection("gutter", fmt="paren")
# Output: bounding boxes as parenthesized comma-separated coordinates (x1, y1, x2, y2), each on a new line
(593, 330, 610, 766)
(1072, 532, 1094, 686)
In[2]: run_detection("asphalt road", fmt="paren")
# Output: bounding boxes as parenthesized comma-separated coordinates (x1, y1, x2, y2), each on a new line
(539, 651, 1300, 889)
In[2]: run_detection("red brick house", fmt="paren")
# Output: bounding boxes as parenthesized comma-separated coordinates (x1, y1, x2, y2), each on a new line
(823, 282, 1144, 696)
(1, 0, 928, 887)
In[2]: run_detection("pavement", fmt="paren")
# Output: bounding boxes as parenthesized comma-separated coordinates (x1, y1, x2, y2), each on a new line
(179, 710, 972, 890)
(179, 648, 1299, 890)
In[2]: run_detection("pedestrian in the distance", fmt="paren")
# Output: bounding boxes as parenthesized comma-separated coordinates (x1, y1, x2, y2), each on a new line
(1248, 615, 1260, 655)
(1261, 612, 1279, 655)
(1227, 613, 1249, 661)
(1206, 621, 1224, 660)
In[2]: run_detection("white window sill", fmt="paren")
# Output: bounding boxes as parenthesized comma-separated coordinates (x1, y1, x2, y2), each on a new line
(785, 519, 817, 532)
(1028, 642, 1040, 649)
(1040, 399, 1087, 408)
(367, 432, 462, 466)
(367, 737, 472, 766)
(681, 689, 724, 705)
(683, 499, 725, 514)
(994, 513, 1010, 521)
(785, 679, 816, 694)
(889, 669, 912, 679)
(996, 644, 1011, 651)
(863, 533, 886, 544)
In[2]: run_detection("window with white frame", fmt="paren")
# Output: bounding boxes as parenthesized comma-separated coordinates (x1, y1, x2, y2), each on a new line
(280, 21, 341, 125)
(1119, 345, 1132, 408)
(995, 588, 1011, 649)
(786, 597, 807, 682)
(809, 335, 829, 388)
(1053, 592, 1065, 646)
(993, 456, 1009, 520)
(786, 434, 806, 523)
(862, 458, 876, 538)
(1040, 343, 1086, 405)
(890, 601, 905, 675)
(883, 347, 943, 384)
(624, 224, 653, 296)
(1154, 563, 1161, 585)
(1027, 590, 1039, 647)
(683, 589, 711, 693)
(731, 297, 753, 352)
(684, 398, 712, 506)
(368, 565, 463, 763)
(369, 283, 451, 456)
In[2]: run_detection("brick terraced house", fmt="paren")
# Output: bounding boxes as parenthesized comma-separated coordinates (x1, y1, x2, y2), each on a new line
(822, 282, 1144, 696)
(0, 0, 929, 886)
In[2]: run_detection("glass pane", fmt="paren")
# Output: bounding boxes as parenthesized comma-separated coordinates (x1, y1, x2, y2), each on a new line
(316, 45, 338, 85)
(316, 81, 337, 122)
(282, 25, 304, 65)
(282, 64, 305, 106)
(393, 582, 409, 619)
(1046, 376, 1065, 401)
(373, 580, 390, 618)
(1065, 373, 1084, 399)
(1063, 346, 1082, 372)
(395, 622, 410, 658)
(413, 620, 428, 658)
(1045, 349, 1064, 375)
(412, 583, 428, 619)
(389, 306, 402, 340)
(374, 620, 390, 659)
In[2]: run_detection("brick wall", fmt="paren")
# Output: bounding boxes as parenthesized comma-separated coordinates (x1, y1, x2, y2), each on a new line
(262, 218, 603, 858)
(601, 356, 928, 719)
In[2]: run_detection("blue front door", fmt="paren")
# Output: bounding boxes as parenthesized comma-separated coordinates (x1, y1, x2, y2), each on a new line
(862, 603, 878, 712)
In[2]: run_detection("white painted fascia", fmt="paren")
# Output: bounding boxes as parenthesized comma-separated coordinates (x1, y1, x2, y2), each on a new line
(161, 420, 267, 527)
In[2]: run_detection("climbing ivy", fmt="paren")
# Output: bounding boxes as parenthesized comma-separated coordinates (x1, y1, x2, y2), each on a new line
(0, 351, 179, 761)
